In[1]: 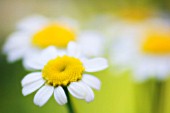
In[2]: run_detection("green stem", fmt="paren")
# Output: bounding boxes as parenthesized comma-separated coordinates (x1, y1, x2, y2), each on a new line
(152, 79, 164, 113)
(134, 80, 152, 113)
(157, 80, 164, 113)
(64, 87, 76, 113)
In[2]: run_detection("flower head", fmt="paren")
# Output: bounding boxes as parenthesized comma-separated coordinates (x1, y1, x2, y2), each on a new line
(21, 42, 108, 106)
(3, 15, 78, 62)
(3, 15, 105, 63)
(110, 18, 170, 81)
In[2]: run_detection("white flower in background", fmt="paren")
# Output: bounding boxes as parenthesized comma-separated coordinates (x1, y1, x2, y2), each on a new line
(21, 42, 108, 107)
(110, 19, 170, 81)
(77, 30, 105, 57)
(3, 15, 105, 63)
(3, 15, 78, 62)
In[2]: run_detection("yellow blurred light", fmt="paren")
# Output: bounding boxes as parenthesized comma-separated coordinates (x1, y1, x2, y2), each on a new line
(117, 8, 152, 22)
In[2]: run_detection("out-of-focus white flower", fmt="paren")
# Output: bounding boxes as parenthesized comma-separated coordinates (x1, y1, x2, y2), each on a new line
(21, 42, 108, 107)
(110, 18, 170, 81)
(3, 15, 78, 62)
(77, 30, 105, 57)
(3, 15, 105, 63)
(83, 15, 119, 57)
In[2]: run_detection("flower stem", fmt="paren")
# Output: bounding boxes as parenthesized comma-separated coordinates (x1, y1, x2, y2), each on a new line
(64, 87, 76, 113)
(155, 80, 164, 113)
(151, 79, 164, 113)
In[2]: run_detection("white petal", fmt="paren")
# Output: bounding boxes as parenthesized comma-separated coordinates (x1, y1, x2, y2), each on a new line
(67, 41, 81, 58)
(22, 79, 45, 96)
(34, 85, 54, 107)
(82, 82, 94, 102)
(7, 47, 28, 63)
(21, 72, 42, 87)
(57, 50, 67, 57)
(54, 86, 67, 105)
(3, 31, 30, 54)
(23, 46, 59, 70)
(40, 46, 59, 63)
(77, 30, 105, 57)
(3, 31, 31, 63)
(68, 82, 87, 99)
(17, 15, 48, 32)
(82, 74, 101, 90)
(83, 58, 108, 72)
(23, 56, 44, 70)
(68, 81, 94, 102)
(56, 17, 79, 31)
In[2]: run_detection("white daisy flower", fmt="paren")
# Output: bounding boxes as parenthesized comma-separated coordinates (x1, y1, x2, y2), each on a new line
(110, 19, 170, 81)
(21, 42, 108, 107)
(3, 15, 78, 62)
(3, 15, 105, 63)
(77, 30, 105, 57)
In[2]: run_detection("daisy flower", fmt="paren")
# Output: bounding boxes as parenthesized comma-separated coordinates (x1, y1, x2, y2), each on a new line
(3, 15, 105, 63)
(110, 18, 170, 81)
(21, 42, 108, 107)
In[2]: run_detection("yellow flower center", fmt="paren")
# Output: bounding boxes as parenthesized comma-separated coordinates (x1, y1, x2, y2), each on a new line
(142, 30, 170, 54)
(32, 24, 76, 48)
(42, 55, 84, 86)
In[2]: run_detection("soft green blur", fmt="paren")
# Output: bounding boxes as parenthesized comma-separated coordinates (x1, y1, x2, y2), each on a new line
(1, 0, 170, 113)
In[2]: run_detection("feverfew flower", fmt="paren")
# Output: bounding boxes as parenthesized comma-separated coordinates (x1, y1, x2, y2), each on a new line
(110, 19, 170, 81)
(3, 15, 105, 63)
(21, 42, 108, 107)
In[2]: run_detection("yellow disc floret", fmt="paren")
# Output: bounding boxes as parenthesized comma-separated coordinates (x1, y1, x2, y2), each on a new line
(42, 55, 84, 86)
(32, 24, 76, 48)
(142, 30, 170, 54)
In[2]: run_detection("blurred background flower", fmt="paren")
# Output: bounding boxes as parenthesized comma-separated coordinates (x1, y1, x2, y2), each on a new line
(1, 0, 170, 113)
